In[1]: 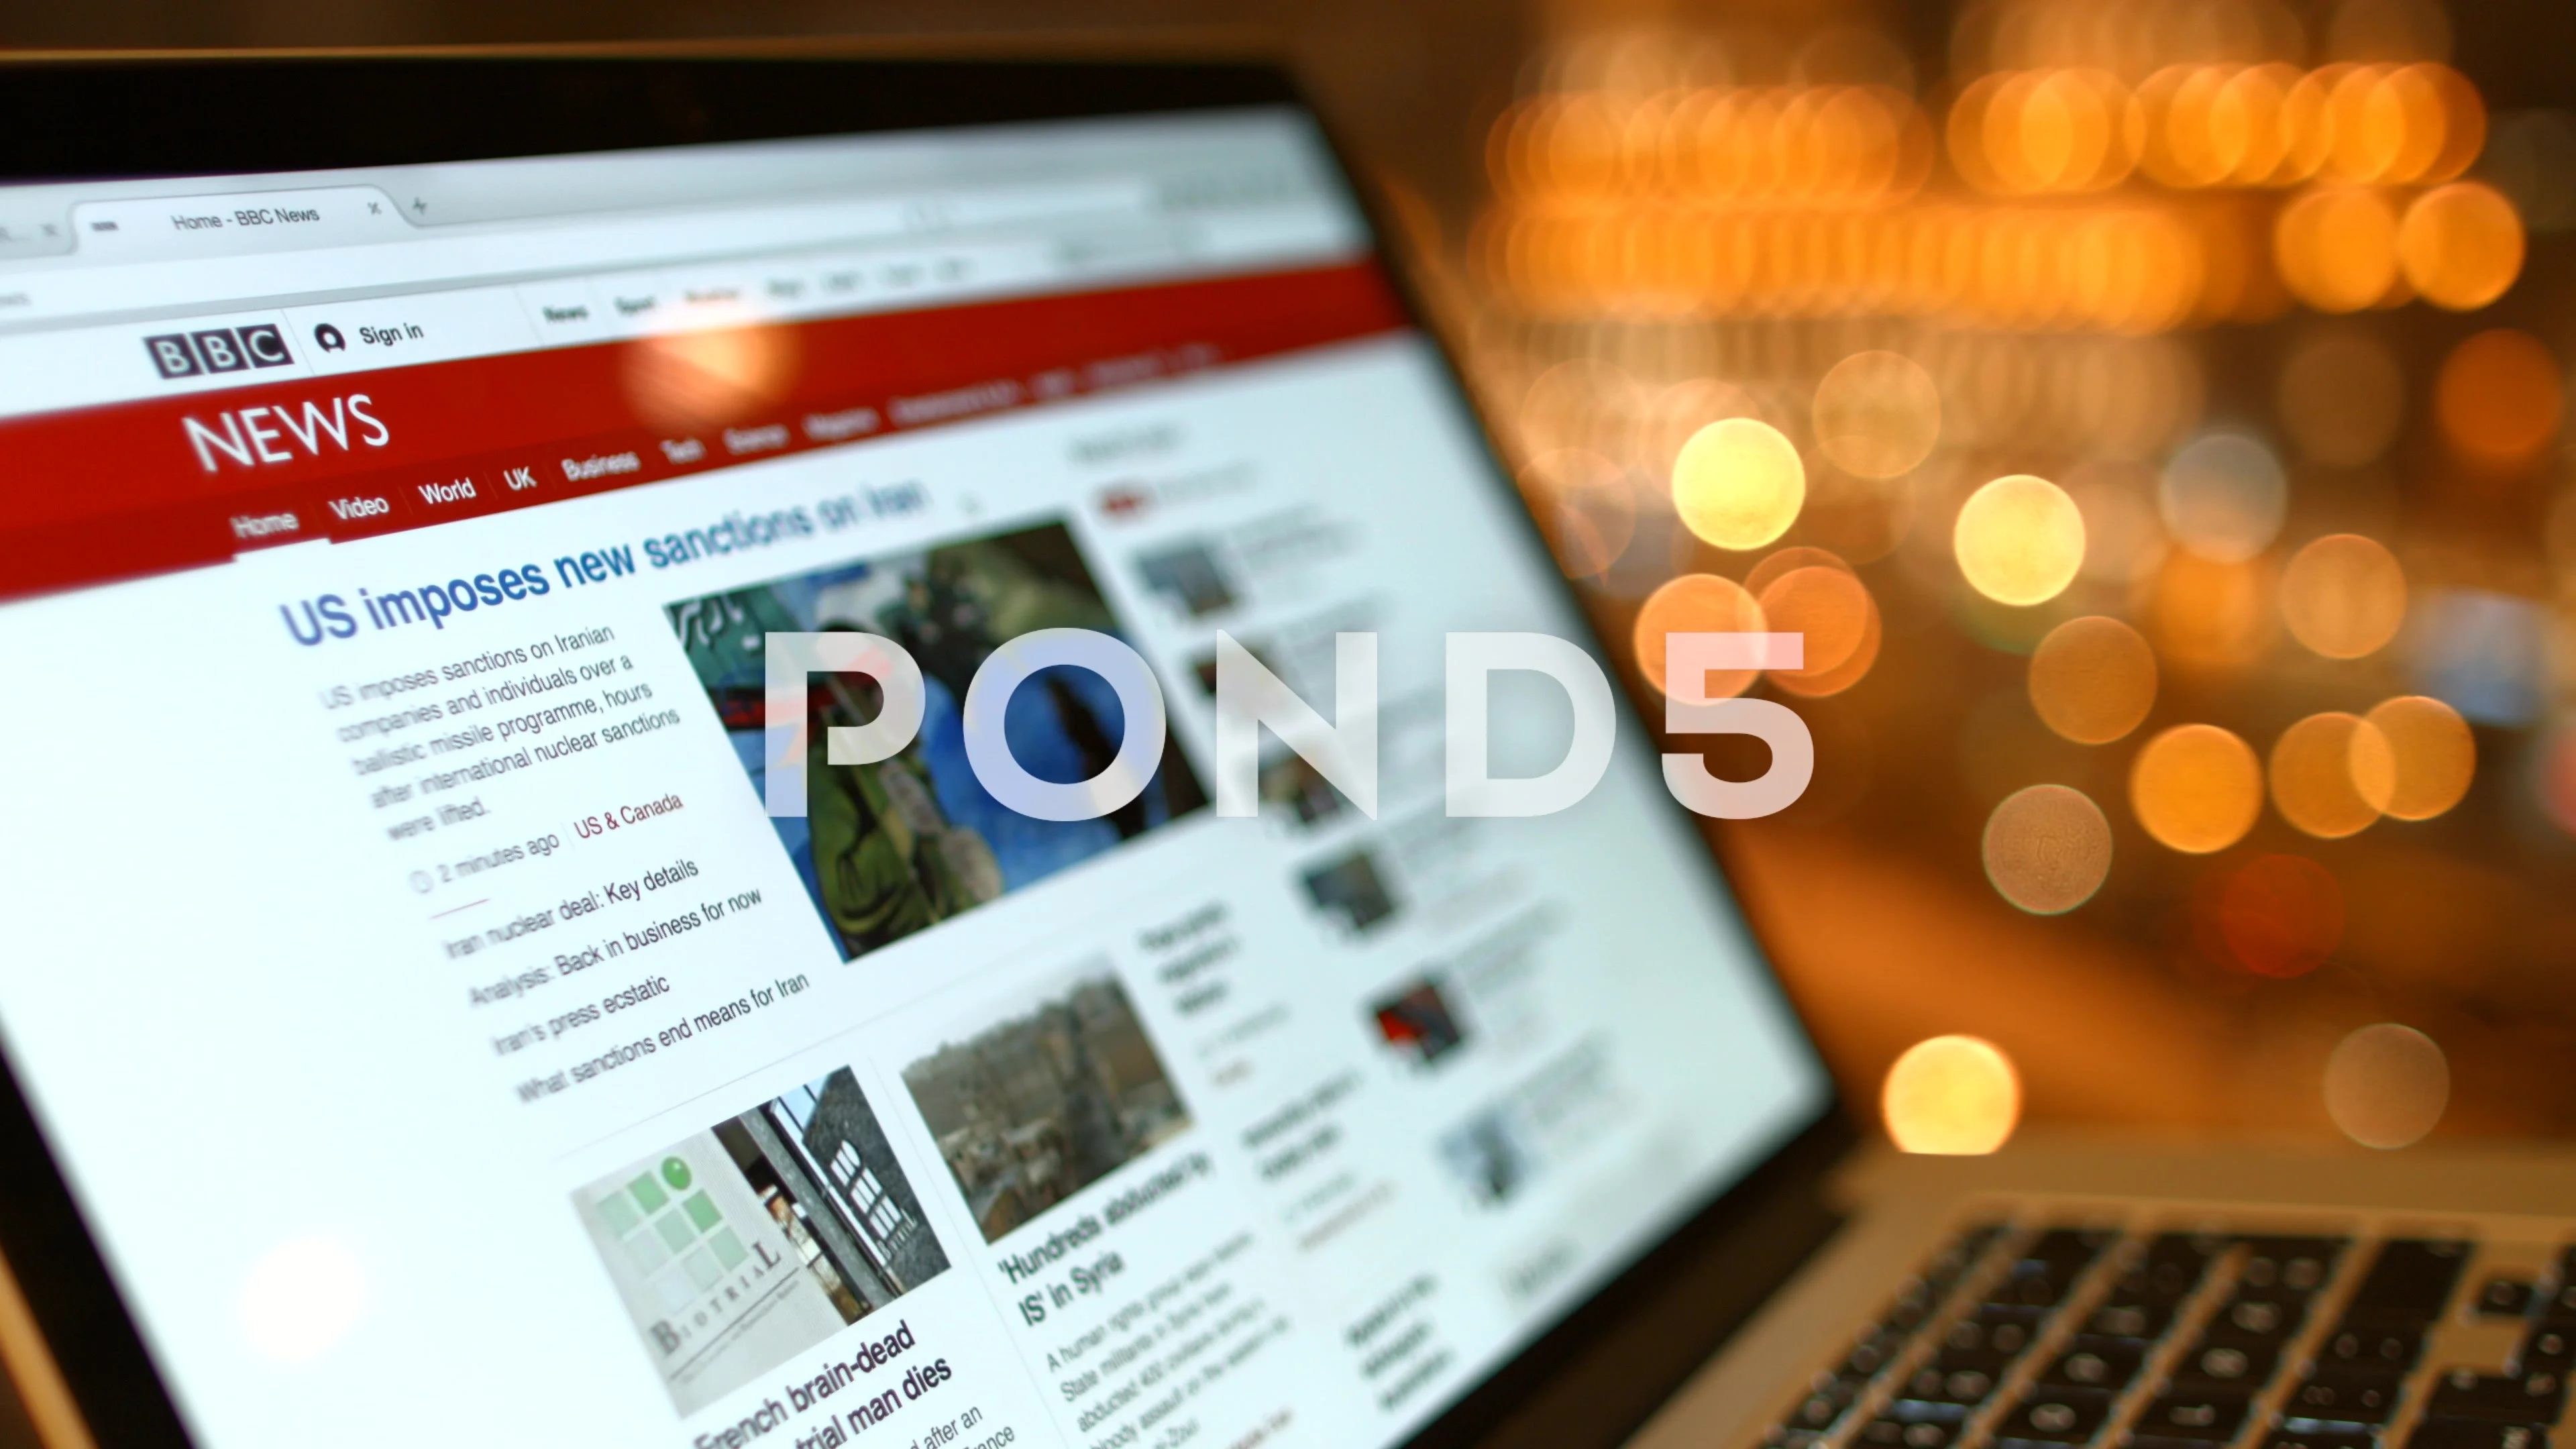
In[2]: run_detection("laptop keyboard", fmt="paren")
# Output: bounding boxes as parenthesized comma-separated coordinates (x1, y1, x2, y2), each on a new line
(1764, 1222, 2571, 1449)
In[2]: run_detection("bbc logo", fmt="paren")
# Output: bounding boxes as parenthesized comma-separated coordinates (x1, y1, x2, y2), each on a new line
(145, 325, 292, 380)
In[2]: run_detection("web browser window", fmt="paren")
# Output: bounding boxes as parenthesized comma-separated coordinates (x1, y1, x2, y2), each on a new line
(0, 107, 1824, 1449)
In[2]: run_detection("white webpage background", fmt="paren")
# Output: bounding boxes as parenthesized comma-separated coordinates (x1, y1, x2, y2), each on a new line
(0, 335, 1823, 1448)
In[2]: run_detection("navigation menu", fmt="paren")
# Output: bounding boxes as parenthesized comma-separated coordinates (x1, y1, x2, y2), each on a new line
(0, 262, 1403, 601)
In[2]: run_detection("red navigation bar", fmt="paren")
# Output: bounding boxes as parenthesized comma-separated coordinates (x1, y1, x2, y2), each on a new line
(0, 261, 1406, 602)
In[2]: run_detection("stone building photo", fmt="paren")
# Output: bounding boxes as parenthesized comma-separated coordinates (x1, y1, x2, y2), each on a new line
(901, 971, 1191, 1243)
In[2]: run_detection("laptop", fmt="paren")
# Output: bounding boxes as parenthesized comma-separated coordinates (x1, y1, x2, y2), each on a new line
(0, 47, 2566, 1449)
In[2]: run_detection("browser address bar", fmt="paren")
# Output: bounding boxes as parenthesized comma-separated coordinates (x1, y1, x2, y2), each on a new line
(0, 176, 1163, 328)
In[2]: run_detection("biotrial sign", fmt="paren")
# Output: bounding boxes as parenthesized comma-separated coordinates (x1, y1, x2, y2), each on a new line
(763, 629, 1816, 822)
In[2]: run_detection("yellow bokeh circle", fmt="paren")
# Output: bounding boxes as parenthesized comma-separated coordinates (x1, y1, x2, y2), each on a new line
(1955, 474, 2086, 606)
(1882, 1035, 2022, 1155)
(1672, 417, 1806, 551)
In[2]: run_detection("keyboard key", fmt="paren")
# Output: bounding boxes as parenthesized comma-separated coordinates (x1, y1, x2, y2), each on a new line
(2025, 1228, 2119, 1274)
(2044, 1341, 2146, 1392)
(2136, 1390, 2253, 1442)
(1884, 1283, 1940, 1336)
(1879, 1224, 2004, 1336)
(2343, 1240, 2470, 1329)
(1781, 1375, 1866, 1433)
(2084, 1300, 2172, 1342)
(1993, 1271, 2080, 1309)
(1947, 1306, 2048, 1359)
(1839, 1324, 1909, 1381)
(1858, 1418, 1957, 1449)
(2208, 1295, 2307, 1343)
(2519, 1328, 2573, 1374)
(2113, 1235, 2220, 1307)
(2409, 1421, 2551, 1449)
(1928, 1224, 2007, 1287)
(1813, 1224, 2008, 1415)
(2174, 1336, 2282, 1389)
(2283, 1368, 2405, 1427)
(2548, 1250, 2576, 1321)
(2239, 1238, 2346, 1297)
(1760, 1429, 1820, 1449)
(1903, 1363, 2005, 1409)
(1996, 1230, 2115, 1307)
(2479, 1279, 2537, 1319)
(1997, 1388, 2116, 1445)
(1925, 1350, 2015, 1389)
(2319, 1323, 2426, 1373)
(2265, 1432, 2375, 1449)
(2424, 1371, 2567, 1425)
(2540, 1282, 2576, 1327)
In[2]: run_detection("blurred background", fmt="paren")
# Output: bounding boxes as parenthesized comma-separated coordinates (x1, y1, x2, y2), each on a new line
(7, 0, 2575, 1165)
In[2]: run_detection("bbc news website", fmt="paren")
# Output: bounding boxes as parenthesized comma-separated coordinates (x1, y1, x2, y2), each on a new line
(0, 110, 1823, 1449)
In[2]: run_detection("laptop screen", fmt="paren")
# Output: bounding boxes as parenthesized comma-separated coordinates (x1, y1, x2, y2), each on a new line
(0, 101, 1827, 1448)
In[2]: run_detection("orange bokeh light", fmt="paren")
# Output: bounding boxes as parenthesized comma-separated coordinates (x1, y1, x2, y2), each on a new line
(1633, 574, 1766, 700)
(2027, 616, 2159, 745)
(1813, 351, 1942, 479)
(2540, 730, 2576, 836)
(1760, 566, 1882, 697)
(2151, 551, 2273, 672)
(2131, 722, 2264, 853)
(2269, 712, 2385, 839)
(1744, 545, 1851, 599)
(624, 324, 801, 433)
(2353, 695, 2476, 821)
(2435, 329, 2561, 469)
(2399, 182, 2526, 311)
(2215, 853, 2345, 977)
(2279, 533, 2407, 659)
(2324, 1024, 2449, 1149)
(2275, 186, 2400, 313)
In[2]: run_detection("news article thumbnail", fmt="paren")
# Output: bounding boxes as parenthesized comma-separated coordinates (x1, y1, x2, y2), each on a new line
(667, 521, 1208, 962)
(1301, 847, 1399, 934)
(1133, 539, 1237, 619)
(572, 1069, 949, 1417)
(1371, 977, 1466, 1067)
(901, 971, 1190, 1243)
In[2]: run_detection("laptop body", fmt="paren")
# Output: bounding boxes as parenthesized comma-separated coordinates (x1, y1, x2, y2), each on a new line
(0, 47, 2563, 1449)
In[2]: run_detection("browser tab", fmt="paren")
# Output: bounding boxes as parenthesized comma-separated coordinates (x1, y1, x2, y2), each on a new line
(0, 203, 72, 260)
(71, 186, 411, 259)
